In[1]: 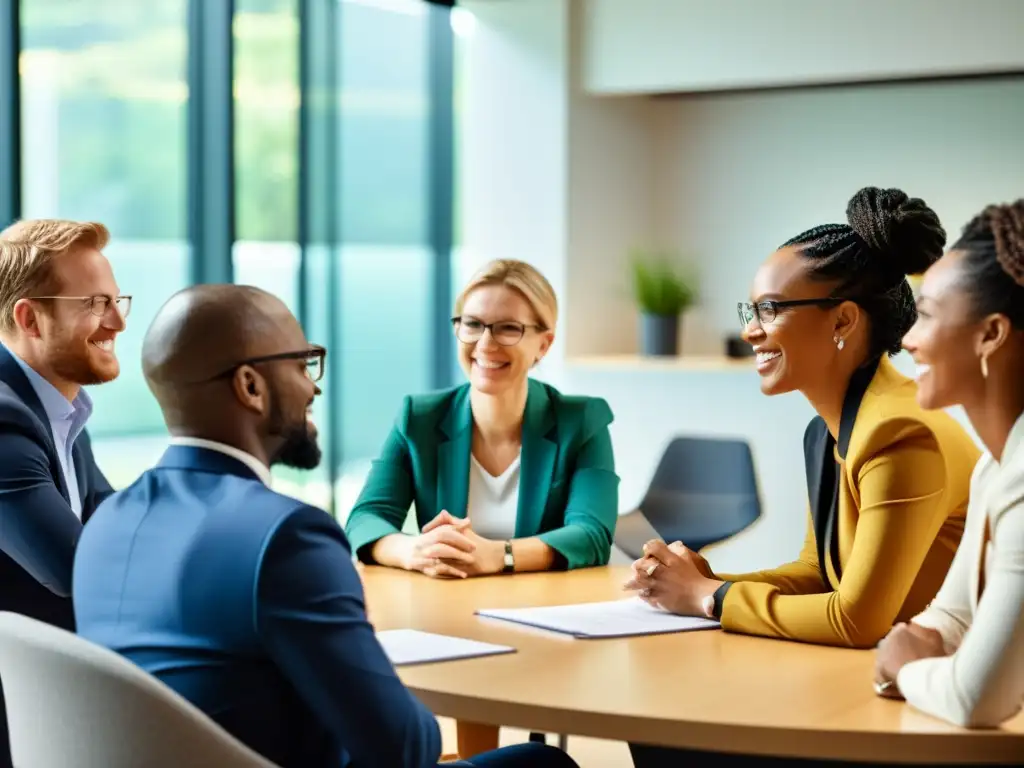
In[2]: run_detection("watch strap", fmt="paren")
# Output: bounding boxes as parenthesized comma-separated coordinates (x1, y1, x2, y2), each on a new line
(502, 540, 515, 573)
(711, 581, 733, 620)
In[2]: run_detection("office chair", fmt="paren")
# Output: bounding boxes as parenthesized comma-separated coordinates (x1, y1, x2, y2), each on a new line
(615, 436, 762, 559)
(0, 612, 279, 768)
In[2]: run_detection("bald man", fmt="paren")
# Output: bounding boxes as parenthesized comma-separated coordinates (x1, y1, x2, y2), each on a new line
(71, 286, 576, 768)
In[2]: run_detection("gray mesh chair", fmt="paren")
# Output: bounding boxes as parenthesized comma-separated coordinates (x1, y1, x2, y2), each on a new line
(615, 436, 762, 559)
(0, 612, 279, 768)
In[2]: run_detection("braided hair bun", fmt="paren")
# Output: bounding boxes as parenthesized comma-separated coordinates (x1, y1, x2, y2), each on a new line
(953, 199, 1024, 329)
(990, 201, 1024, 287)
(846, 187, 946, 278)
(781, 186, 946, 357)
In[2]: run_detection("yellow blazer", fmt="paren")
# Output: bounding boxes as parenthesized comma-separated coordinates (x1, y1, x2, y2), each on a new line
(718, 356, 981, 648)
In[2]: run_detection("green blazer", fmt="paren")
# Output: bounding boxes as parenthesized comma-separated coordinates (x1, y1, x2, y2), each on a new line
(345, 378, 619, 570)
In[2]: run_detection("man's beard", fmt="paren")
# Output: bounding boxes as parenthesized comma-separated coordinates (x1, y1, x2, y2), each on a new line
(267, 395, 322, 470)
(49, 334, 119, 386)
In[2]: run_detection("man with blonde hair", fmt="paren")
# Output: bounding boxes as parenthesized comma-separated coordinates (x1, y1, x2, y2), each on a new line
(0, 218, 128, 764)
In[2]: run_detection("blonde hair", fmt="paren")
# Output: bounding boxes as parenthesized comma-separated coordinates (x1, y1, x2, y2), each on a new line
(0, 219, 110, 333)
(454, 259, 558, 330)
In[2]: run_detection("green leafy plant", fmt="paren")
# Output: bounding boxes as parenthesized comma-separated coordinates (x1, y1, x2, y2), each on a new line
(630, 250, 697, 316)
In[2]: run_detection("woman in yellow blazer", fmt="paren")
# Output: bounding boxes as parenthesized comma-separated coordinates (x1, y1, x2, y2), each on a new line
(626, 187, 980, 652)
(346, 259, 619, 577)
(875, 199, 1024, 728)
(625, 189, 982, 765)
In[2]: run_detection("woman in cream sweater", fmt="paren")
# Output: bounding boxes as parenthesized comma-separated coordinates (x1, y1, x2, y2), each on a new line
(876, 199, 1024, 728)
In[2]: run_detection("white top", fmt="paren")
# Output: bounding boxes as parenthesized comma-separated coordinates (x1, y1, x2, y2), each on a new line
(898, 412, 1024, 728)
(168, 437, 273, 487)
(466, 452, 521, 541)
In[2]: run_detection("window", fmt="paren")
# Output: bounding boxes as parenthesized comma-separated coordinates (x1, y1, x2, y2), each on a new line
(332, 0, 436, 521)
(7, 0, 455, 511)
(20, 0, 189, 487)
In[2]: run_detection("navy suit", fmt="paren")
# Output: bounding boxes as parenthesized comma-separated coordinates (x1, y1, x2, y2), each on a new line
(74, 445, 439, 767)
(75, 446, 574, 768)
(0, 344, 112, 624)
(0, 344, 113, 766)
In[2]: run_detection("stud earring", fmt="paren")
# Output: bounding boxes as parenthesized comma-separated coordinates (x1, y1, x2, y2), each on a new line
(835, 337, 845, 351)
(981, 356, 989, 379)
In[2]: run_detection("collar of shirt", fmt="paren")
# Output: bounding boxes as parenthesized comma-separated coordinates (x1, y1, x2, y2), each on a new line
(0, 341, 93, 441)
(168, 436, 273, 487)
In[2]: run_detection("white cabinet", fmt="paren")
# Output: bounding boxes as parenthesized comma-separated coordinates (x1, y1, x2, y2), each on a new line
(582, 0, 1024, 95)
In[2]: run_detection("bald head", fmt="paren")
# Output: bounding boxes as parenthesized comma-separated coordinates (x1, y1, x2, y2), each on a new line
(142, 284, 322, 469)
(143, 284, 299, 389)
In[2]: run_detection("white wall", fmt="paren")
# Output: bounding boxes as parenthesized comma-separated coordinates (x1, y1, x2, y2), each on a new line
(564, 5, 659, 358)
(458, 1, 1016, 574)
(655, 76, 1024, 355)
(458, 0, 571, 384)
(583, 0, 1024, 95)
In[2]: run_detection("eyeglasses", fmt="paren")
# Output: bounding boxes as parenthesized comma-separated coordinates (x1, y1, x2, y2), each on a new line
(451, 316, 545, 347)
(737, 298, 849, 329)
(30, 294, 133, 318)
(210, 346, 327, 383)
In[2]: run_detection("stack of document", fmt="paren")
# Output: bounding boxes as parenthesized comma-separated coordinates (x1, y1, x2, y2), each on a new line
(378, 629, 516, 666)
(476, 597, 721, 638)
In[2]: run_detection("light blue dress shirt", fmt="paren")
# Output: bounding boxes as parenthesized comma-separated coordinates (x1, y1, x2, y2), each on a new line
(1, 343, 93, 517)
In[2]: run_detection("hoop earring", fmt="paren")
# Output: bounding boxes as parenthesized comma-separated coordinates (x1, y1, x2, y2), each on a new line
(981, 356, 989, 379)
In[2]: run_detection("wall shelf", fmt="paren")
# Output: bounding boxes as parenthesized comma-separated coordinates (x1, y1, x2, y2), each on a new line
(566, 354, 754, 372)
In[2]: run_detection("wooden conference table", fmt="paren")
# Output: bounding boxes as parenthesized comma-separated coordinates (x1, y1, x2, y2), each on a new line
(362, 564, 1024, 764)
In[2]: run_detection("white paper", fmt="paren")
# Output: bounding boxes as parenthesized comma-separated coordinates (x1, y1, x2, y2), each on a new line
(476, 597, 721, 638)
(377, 629, 516, 666)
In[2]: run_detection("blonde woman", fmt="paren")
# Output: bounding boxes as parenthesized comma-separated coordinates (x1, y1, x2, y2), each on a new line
(346, 259, 619, 577)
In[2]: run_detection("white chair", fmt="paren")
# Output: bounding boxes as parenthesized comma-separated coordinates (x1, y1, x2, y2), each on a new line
(0, 612, 279, 768)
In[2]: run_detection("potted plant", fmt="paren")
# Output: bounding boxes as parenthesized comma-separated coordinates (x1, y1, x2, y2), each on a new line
(630, 250, 697, 357)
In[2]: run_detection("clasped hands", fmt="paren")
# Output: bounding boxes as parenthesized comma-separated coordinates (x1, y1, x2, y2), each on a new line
(403, 511, 505, 579)
(623, 539, 724, 617)
(872, 621, 946, 699)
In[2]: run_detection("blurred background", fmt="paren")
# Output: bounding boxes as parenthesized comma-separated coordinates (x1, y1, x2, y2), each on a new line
(2, 0, 1022, 572)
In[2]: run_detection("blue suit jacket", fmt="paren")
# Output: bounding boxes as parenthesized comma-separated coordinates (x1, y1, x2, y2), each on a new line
(0, 344, 112, 629)
(73, 446, 442, 768)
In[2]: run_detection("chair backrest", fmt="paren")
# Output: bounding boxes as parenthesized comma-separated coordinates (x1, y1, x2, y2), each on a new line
(0, 612, 279, 768)
(639, 436, 761, 551)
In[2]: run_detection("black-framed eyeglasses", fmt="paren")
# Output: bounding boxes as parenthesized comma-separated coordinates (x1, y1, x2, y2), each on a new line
(29, 294, 133, 318)
(737, 298, 850, 329)
(209, 346, 327, 382)
(451, 316, 546, 347)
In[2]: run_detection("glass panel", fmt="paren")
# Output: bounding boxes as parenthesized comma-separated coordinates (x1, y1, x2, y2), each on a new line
(334, 0, 432, 524)
(232, 0, 330, 505)
(20, 0, 189, 488)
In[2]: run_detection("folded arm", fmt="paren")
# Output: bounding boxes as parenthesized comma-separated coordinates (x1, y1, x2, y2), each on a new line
(536, 399, 619, 569)
(897, 492, 1024, 728)
(0, 425, 83, 596)
(721, 425, 949, 648)
(258, 507, 441, 768)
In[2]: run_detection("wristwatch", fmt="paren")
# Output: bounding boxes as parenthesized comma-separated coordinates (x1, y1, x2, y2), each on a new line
(704, 581, 733, 620)
(502, 541, 515, 573)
